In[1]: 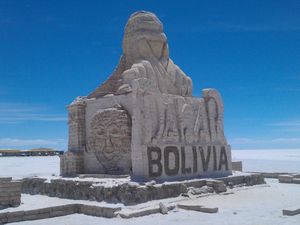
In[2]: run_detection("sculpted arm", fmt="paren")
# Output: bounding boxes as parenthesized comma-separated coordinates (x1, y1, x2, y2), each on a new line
(167, 59, 193, 97)
(117, 62, 147, 94)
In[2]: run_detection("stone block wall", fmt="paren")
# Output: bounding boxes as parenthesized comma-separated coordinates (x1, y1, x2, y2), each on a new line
(60, 152, 84, 177)
(0, 177, 21, 209)
(232, 161, 243, 171)
(278, 174, 300, 184)
(22, 173, 264, 205)
(0, 204, 120, 224)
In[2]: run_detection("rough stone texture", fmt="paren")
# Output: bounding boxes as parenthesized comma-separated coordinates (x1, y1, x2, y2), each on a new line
(0, 178, 21, 209)
(88, 11, 192, 98)
(78, 174, 129, 179)
(60, 152, 84, 177)
(61, 10, 232, 181)
(67, 99, 87, 153)
(131, 87, 231, 181)
(22, 177, 188, 205)
(22, 174, 264, 206)
(117, 208, 160, 219)
(0, 204, 121, 224)
(278, 175, 294, 183)
(253, 172, 292, 179)
(0, 178, 12, 182)
(188, 186, 214, 195)
(293, 174, 300, 178)
(80, 204, 121, 218)
(206, 180, 227, 193)
(248, 172, 300, 180)
(292, 178, 300, 184)
(86, 107, 132, 174)
(116, 205, 175, 219)
(269, 174, 300, 184)
(177, 204, 218, 213)
(219, 173, 265, 186)
(159, 202, 168, 214)
(232, 161, 243, 171)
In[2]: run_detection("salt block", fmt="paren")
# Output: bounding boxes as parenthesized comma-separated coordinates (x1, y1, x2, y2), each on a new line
(282, 208, 300, 216)
(206, 180, 227, 193)
(292, 174, 300, 178)
(117, 207, 160, 219)
(278, 175, 293, 183)
(159, 202, 168, 214)
(178, 204, 218, 213)
(0, 177, 12, 182)
(292, 178, 300, 184)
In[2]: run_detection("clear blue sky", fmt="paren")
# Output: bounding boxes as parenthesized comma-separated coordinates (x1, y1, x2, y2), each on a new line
(1, 0, 300, 150)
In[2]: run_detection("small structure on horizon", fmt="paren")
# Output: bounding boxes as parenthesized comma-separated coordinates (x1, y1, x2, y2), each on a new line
(60, 11, 232, 181)
(0, 148, 63, 157)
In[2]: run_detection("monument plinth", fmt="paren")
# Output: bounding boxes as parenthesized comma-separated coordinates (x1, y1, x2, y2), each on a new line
(60, 11, 232, 181)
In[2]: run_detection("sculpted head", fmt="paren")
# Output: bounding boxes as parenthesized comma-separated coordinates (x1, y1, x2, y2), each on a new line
(123, 11, 169, 65)
(87, 10, 193, 98)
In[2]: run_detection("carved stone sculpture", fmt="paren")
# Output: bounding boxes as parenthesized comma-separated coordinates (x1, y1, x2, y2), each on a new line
(60, 11, 232, 181)
(87, 107, 132, 174)
(88, 11, 193, 98)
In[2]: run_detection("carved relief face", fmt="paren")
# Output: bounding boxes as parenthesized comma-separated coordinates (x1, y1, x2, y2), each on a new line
(87, 108, 131, 171)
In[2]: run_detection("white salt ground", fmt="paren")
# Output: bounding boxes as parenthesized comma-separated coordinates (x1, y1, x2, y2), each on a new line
(232, 149, 300, 173)
(6, 179, 300, 225)
(0, 156, 60, 179)
(1, 150, 300, 224)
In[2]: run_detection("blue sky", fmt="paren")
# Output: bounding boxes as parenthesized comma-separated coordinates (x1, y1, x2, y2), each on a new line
(0, 0, 300, 150)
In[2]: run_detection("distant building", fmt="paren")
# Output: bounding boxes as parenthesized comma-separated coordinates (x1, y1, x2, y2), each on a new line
(0, 148, 64, 157)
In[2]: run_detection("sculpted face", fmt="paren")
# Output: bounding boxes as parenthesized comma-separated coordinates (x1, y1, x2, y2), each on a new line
(95, 121, 122, 153)
(123, 11, 169, 65)
(136, 34, 167, 61)
(87, 108, 131, 171)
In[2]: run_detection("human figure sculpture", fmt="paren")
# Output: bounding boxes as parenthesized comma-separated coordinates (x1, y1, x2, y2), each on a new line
(88, 11, 192, 99)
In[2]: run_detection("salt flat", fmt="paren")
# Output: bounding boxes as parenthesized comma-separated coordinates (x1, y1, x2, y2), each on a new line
(232, 149, 300, 173)
(1, 150, 300, 224)
(0, 156, 60, 179)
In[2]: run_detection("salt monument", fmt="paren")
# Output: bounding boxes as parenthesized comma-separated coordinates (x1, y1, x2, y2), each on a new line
(60, 11, 232, 181)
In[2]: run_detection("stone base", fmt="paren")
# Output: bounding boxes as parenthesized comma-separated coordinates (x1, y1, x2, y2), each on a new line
(60, 152, 84, 177)
(0, 177, 22, 209)
(0, 204, 120, 224)
(22, 173, 265, 205)
(219, 173, 265, 186)
(278, 174, 300, 184)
